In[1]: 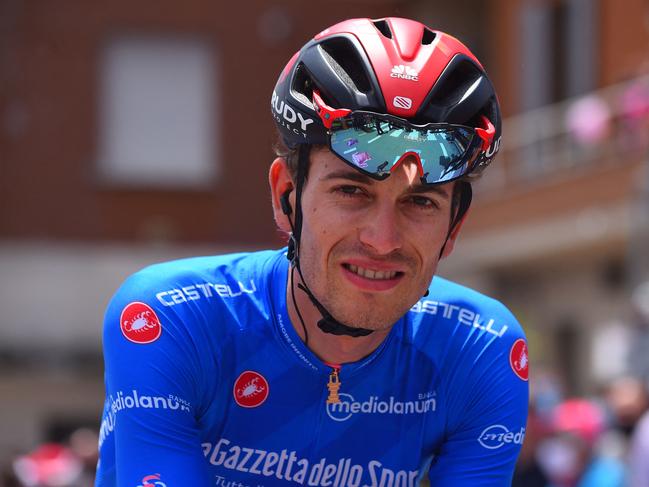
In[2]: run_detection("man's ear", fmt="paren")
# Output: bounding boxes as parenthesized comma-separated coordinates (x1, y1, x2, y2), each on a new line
(440, 208, 469, 259)
(269, 157, 295, 233)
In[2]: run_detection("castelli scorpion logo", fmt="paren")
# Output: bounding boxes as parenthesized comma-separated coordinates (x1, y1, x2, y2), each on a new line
(233, 370, 269, 408)
(510, 339, 529, 381)
(120, 302, 162, 344)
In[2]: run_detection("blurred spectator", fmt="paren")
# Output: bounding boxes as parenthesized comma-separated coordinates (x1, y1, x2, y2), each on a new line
(1, 452, 23, 487)
(603, 376, 649, 439)
(12, 443, 82, 487)
(595, 375, 649, 475)
(67, 428, 98, 486)
(533, 368, 565, 422)
(8, 427, 99, 487)
(618, 78, 649, 151)
(565, 95, 611, 146)
(629, 407, 649, 487)
(628, 280, 649, 384)
(537, 399, 626, 487)
(512, 403, 550, 487)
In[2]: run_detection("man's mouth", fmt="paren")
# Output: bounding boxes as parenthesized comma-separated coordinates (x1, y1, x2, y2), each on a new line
(343, 264, 402, 281)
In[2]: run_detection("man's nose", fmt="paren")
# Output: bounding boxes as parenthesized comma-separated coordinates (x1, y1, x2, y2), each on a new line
(357, 201, 403, 255)
(390, 152, 424, 178)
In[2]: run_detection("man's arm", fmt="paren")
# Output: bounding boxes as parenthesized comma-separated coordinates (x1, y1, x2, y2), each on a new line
(96, 273, 214, 486)
(428, 322, 529, 485)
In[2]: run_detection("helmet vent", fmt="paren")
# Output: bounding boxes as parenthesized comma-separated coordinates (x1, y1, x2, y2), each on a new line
(290, 62, 314, 107)
(319, 38, 372, 93)
(422, 28, 436, 45)
(372, 19, 393, 39)
(430, 59, 482, 108)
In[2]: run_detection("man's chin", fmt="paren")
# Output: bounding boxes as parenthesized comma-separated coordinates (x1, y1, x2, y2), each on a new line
(341, 293, 422, 328)
(321, 284, 420, 331)
(327, 308, 402, 333)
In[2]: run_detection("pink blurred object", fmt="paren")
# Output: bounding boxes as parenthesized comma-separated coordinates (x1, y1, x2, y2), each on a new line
(619, 80, 649, 150)
(620, 80, 649, 123)
(552, 399, 606, 445)
(565, 95, 612, 145)
(12, 443, 82, 487)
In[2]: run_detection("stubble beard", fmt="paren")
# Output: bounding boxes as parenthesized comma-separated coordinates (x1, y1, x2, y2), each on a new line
(297, 242, 428, 332)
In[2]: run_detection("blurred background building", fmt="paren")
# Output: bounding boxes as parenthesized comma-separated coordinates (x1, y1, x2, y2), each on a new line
(1, 0, 649, 481)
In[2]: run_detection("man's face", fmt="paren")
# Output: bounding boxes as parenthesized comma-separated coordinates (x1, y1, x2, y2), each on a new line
(294, 147, 460, 331)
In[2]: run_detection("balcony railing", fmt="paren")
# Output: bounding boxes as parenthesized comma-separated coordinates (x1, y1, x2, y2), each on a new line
(478, 74, 649, 194)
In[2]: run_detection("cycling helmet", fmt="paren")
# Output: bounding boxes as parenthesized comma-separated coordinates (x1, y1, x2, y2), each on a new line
(271, 17, 502, 171)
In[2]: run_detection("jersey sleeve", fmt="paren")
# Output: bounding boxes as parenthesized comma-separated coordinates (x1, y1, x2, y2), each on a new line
(428, 304, 529, 486)
(96, 269, 215, 487)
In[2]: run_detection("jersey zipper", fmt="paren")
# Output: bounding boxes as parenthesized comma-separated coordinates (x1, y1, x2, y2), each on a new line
(325, 363, 342, 404)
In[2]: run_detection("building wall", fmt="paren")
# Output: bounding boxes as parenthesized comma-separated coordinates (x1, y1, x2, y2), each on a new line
(0, 0, 405, 246)
(600, 0, 649, 84)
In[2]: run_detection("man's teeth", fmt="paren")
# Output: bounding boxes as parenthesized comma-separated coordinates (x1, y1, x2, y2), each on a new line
(347, 264, 397, 280)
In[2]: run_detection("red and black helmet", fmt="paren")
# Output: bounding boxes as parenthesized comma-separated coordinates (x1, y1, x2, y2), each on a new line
(271, 17, 502, 171)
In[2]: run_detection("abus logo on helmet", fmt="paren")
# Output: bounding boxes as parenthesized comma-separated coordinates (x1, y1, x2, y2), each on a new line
(120, 302, 162, 344)
(478, 425, 526, 450)
(391, 64, 419, 81)
(271, 90, 314, 137)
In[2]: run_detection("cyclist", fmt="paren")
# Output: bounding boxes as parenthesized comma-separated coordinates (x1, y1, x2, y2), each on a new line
(96, 17, 528, 487)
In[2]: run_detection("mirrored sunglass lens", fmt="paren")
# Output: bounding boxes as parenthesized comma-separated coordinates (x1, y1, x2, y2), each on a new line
(330, 121, 476, 183)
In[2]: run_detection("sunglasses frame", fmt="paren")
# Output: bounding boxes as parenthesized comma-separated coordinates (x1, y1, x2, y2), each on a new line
(312, 90, 495, 185)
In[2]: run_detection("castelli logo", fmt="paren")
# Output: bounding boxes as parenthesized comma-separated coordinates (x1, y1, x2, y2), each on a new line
(510, 339, 529, 381)
(233, 370, 269, 408)
(120, 302, 162, 344)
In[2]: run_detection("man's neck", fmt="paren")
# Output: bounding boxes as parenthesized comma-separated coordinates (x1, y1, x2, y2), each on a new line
(286, 267, 391, 365)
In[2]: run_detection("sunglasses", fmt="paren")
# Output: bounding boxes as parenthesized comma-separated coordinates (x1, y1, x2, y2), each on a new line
(313, 90, 495, 185)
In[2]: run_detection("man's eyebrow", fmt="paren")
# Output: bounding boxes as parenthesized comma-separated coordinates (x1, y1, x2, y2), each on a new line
(319, 169, 375, 185)
(407, 183, 451, 199)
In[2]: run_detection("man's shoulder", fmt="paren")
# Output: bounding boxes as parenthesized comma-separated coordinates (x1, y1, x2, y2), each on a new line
(102, 248, 287, 348)
(406, 275, 525, 350)
(121, 248, 283, 293)
(106, 248, 286, 317)
(407, 277, 529, 419)
(412, 275, 518, 324)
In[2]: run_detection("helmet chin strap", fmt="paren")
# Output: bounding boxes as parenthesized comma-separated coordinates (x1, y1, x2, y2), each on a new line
(283, 147, 472, 339)
(285, 146, 374, 338)
(439, 181, 472, 258)
(287, 223, 373, 337)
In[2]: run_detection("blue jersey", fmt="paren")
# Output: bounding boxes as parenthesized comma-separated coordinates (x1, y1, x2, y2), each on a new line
(96, 248, 528, 487)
